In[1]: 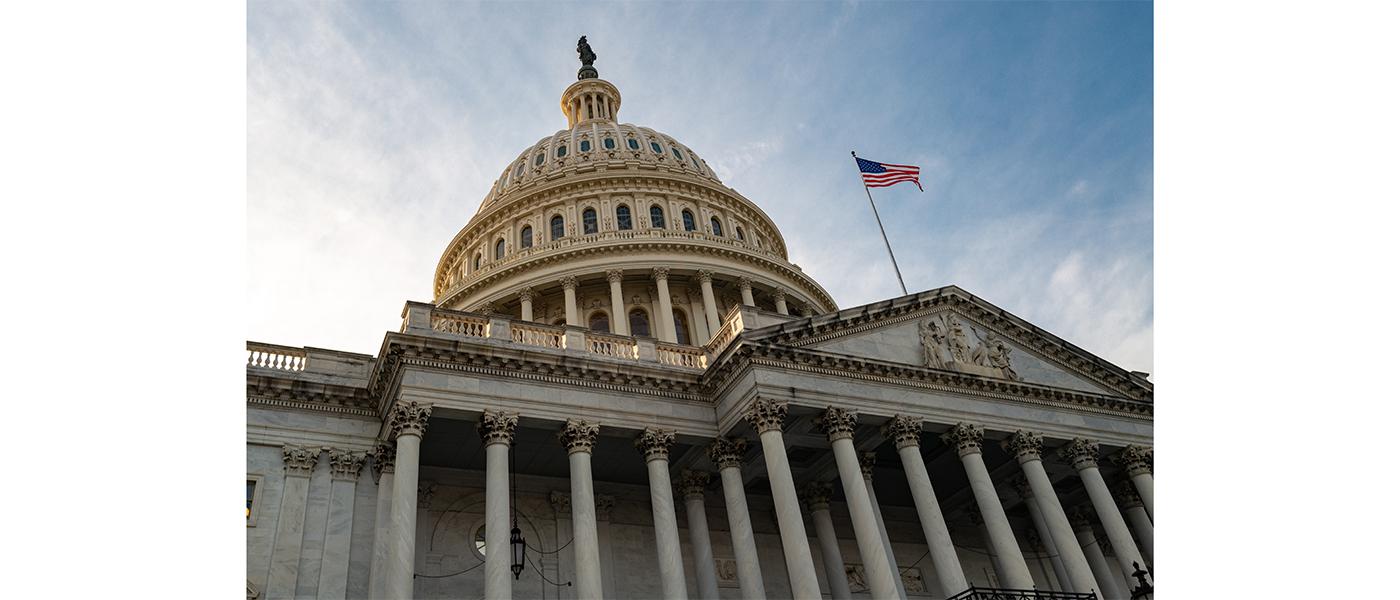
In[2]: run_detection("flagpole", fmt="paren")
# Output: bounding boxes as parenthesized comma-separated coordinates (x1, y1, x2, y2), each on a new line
(852, 151, 909, 296)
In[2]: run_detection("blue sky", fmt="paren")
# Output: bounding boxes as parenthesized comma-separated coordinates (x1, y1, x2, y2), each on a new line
(248, 1, 1153, 372)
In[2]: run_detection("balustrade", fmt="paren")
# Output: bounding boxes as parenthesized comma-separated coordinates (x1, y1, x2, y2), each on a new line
(657, 343, 706, 369)
(584, 332, 637, 359)
(512, 323, 565, 348)
(247, 343, 306, 372)
(430, 313, 490, 338)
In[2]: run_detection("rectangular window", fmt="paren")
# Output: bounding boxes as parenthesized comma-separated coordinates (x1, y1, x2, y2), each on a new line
(247, 475, 264, 527)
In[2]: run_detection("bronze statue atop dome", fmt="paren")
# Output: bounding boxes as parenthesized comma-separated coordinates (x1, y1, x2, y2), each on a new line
(577, 36, 597, 80)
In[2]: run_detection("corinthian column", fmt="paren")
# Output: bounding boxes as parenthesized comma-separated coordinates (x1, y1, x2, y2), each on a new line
(1068, 508, 1127, 600)
(636, 428, 687, 600)
(1012, 475, 1070, 592)
(560, 276, 580, 326)
(607, 270, 628, 335)
(772, 289, 789, 315)
(696, 269, 720, 333)
(480, 410, 520, 600)
(1059, 439, 1150, 591)
(859, 452, 907, 600)
(802, 482, 852, 600)
(266, 445, 318, 600)
(560, 419, 604, 599)
(518, 287, 537, 322)
(368, 443, 396, 600)
(882, 416, 971, 596)
(679, 471, 720, 600)
(737, 276, 755, 306)
(653, 268, 677, 343)
(744, 398, 822, 599)
(818, 407, 899, 600)
(317, 450, 367, 600)
(1113, 481, 1153, 566)
(938, 423, 1035, 589)
(708, 437, 765, 599)
(1002, 431, 1099, 595)
(385, 402, 431, 600)
(1111, 446, 1153, 519)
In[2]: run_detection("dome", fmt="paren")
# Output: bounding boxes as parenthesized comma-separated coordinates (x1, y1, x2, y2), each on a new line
(432, 57, 834, 345)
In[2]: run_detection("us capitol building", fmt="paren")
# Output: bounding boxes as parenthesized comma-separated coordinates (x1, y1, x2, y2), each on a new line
(246, 41, 1154, 600)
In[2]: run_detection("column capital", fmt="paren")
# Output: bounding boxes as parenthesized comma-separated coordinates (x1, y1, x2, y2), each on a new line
(968, 509, 985, 527)
(559, 275, 579, 290)
(859, 451, 877, 479)
(743, 397, 789, 434)
(478, 410, 519, 446)
(816, 406, 857, 441)
(799, 304, 815, 317)
(1112, 445, 1154, 477)
(708, 436, 749, 469)
(606, 269, 625, 283)
(327, 449, 367, 481)
(679, 469, 711, 499)
(882, 414, 924, 449)
(1001, 430, 1044, 463)
(652, 266, 671, 282)
(1067, 506, 1094, 532)
(1057, 438, 1101, 471)
(559, 418, 600, 454)
(282, 444, 319, 476)
(737, 276, 752, 291)
(370, 442, 396, 480)
(635, 427, 677, 462)
(1010, 474, 1034, 500)
(417, 481, 437, 509)
(1113, 480, 1144, 509)
(800, 481, 833, 512)
(941, 423, 986, 457)
(549, 490, 572, 514)
(517, 286, 538, 303)
(389, 401, 432, 439)
(694, 269, 713, 284)
(771, 289, 786, 302)
(596, 495, 616, 520)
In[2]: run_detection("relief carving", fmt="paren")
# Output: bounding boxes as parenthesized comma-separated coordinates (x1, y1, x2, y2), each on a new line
(920, 314, 1021, 381)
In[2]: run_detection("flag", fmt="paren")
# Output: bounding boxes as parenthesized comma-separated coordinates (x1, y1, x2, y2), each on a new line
(855, 156, 922, 191)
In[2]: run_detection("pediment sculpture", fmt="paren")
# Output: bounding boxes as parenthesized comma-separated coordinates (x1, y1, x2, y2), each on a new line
(920, 314, 1020, 381)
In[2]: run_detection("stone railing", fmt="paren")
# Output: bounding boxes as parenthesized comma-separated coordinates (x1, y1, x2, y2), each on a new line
(430, 313, 490, 338)
(657, 342, 706, 369)
(247, 342, 306, 372)
(585, 331, 638, 359)
(512, 322, 565, 349)
(704, 308, 746, 356)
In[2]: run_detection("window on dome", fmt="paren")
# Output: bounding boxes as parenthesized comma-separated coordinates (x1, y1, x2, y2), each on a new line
(629, 309, 651, 337)
(650, 141, 663, 154)
(736, 226, 745, 242)
(557, 145, 567, 158)
(650, 205, 665, 228)
(474, 252, 482, 270)
(515, 162, 525, 177)
(604, 137, 616, 150)
(580, 140, 591, 152)
(494, 238, 505, 260)
(673, 310, 691, 345)
(520, 226, 533, 249)
(535, 152, 545, 166)
(582, 208, 598, 234)
(588, 311, 610, 332)
(616, 205, 632, 230)
(710, 217, 723, 237)
(550, 215, 564, 240)
(682, 210, 696, 232)
(691, 154, 702, 170)
(672, 148, 684, 161)
(627, 138, 640, 150)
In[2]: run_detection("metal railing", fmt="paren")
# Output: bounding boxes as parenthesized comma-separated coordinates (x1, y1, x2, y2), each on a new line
(945, 587, 1097, 600)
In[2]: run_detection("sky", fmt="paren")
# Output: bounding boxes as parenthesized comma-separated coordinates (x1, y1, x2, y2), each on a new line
(247, 1, 1153, 373)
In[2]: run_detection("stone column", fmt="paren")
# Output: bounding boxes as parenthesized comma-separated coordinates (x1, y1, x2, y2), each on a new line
(368, 443, 396, 600)
(800, 304, 815, 317)
(696, 270, 720, 334)
(708, 437, 766, 600)
(519, 287, 537, 322)
(859, 452, 907, 600)
(744, 399, 822, 599)
(385, 402, 431, 600)
(560, 419, 604, 600)
(882, 416, 972, 596)
(686, 284, 711, 342)
(1013, 476, 1071, 592)
(940, 423, 1035, 589)
(1114, 481, 1153, 566)
(1060, 439, 1150, 590)
(316, 450, 367, 600)
(967, 512, 1008, 587)
(1001, 431, 1099, 595)
(1112, 446, 1153, 519)
(267, 445, 319, 600)
(679, 471, 720, 600)
(480, 411, 520, 600)
(737, 277, 755, 307)
(653, 268, 677, 343)
(549, 491, 576, 599)
(817, 407, 899, 600)
(636, 428, 688, 600)
(607, 270, 628, 335)
(561, 276, 580, 327)
(801, 482, 852, 600)
(1068, 508, 1127, 600)
(772, 290, 789, 316)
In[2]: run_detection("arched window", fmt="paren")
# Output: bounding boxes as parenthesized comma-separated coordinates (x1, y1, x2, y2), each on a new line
(473, 252, 481, 270)
(582, 208, 598, 234)
(710, 217, 723, 236)
(588, 311, 610, 333)
(550, 215, 564, 240)
(494, 238, 505, 260)
(682, 210, 696, 232)
(736, 226, 745, 242)
(627, 138, 640, 150)
(650, 205, 666, 228)
(603, 137, 616, 150)
(673, 310, 691, 345)
(616, 205, 632, 230)
(629, 309, 651, 337)
(520, 226, 533, 249)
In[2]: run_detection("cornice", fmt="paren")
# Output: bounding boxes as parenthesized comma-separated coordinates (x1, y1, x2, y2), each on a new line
(246, 376, 377, 417)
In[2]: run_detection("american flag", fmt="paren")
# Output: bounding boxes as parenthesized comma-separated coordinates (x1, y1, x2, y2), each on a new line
(855, 156, 922, 191)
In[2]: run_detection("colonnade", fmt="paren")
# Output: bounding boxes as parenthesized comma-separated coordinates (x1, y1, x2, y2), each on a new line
(358, 398, 1153, 600)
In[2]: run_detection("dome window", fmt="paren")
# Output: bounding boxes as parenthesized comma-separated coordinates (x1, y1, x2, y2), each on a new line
(520, 226, 533, 249)
(535, 152, 545, 166)
(682, 209, 696, 232)
(604, 137, 616, 150)
(588, 311, 610, 333)
(736, 226, 745, 242)
(650, 205, 666, 228)
(616, 205, 633, 230)
(473, 252, 482, 270)
(629, 309, 651, 337)
(514, 162, 525, 178)
(627, 138, 640, 150)
(650, 141, 663, 154)
(557, 145, 567, 158)
(494, 238, 506, 260)
(673, 310, 691, 345)
(710, 217, 724, 237)
(580, 140, 591, 152)
(690, 154, 702, 170)
(582, 208, 599, 235)
(550, 215, 564, 240)
(672, 148, 684, 162)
